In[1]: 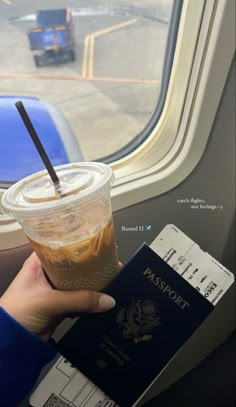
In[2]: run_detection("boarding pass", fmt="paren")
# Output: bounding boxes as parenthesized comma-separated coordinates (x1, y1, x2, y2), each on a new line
(150, 224, 234, 305)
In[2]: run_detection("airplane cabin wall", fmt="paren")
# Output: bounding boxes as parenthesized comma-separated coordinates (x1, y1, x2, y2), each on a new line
(114, 59, 235, 276)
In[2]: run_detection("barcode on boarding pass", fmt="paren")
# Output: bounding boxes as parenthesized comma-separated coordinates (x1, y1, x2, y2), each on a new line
(43, 394, 71, 407)
(43, 391, 118, 407)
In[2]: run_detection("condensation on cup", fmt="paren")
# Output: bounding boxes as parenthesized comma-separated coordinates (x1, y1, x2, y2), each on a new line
(1, 162, 118, 291)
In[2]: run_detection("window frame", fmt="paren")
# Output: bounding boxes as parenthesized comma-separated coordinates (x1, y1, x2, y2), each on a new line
(110, 0, 235, 211)
(99, 0, 183, 164)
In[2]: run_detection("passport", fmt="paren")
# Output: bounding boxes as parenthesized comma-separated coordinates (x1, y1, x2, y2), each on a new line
(57, 243, 214, 407)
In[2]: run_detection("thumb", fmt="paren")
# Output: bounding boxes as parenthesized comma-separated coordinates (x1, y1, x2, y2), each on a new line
(47, 290, 116, 317)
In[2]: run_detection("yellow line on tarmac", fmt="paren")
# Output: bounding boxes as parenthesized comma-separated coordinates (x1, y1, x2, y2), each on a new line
(90, 77, 160, 85)
(81, 35, 91, 79)
(92, 19, 138, 38)
(88, 35, 95, 79)
(87, 19, 138, 80)
(82, 19, 138, 79)
(0, 72, 160, 84)
(0, 72, 81, 80)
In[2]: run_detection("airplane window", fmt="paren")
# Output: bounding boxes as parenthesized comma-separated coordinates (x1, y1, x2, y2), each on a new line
(0, 0, 178, 174)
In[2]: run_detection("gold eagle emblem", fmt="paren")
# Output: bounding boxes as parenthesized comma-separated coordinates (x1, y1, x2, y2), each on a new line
(116, 299, 161, 344)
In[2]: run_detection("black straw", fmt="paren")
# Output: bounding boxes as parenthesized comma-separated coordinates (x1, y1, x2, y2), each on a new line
(15, 101, 62, 196)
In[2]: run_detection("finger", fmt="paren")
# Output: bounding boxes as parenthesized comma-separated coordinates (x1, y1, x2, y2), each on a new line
(48, 290, 116, 316)
(10, 252, 43, 287)
(24, 251, 41, 268)
(21, 252, 48, 284)
(118, 262, 123, 270)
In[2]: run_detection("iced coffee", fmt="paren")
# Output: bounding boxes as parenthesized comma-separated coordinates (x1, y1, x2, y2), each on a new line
(1, 163, 118, 291)
(28, 215, 117, 291)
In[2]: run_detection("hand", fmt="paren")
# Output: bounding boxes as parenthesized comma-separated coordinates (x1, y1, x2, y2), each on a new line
(0, 252, 118, 341)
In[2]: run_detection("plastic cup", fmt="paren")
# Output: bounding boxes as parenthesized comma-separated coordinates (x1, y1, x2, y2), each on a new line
(1, 162, 118, 291)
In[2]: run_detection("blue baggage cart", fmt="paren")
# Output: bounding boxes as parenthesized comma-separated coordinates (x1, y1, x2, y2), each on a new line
(28, 8, 76, 67)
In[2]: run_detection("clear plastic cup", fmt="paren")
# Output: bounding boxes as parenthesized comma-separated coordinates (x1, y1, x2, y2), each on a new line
(1, 162, 118, 291)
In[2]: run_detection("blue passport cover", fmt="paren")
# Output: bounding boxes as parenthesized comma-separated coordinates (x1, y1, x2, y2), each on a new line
(57, 244, 214, 407)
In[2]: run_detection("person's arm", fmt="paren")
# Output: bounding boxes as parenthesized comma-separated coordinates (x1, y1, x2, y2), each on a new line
(0, 306, 56, 407)
(0, 253, 116, 407)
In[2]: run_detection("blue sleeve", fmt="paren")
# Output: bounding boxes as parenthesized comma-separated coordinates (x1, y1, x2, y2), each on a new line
(0, 306, 57, 407)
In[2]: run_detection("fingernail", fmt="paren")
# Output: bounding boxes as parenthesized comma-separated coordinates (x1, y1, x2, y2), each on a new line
(98, 295, 116, 312)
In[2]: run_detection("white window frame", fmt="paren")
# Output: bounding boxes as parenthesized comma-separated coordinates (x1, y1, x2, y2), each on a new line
(110, 0, 235, 211)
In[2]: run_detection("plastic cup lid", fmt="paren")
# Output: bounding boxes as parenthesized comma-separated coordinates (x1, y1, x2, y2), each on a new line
(0, 189, 15, 225)
(1, 162, 114, 217)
